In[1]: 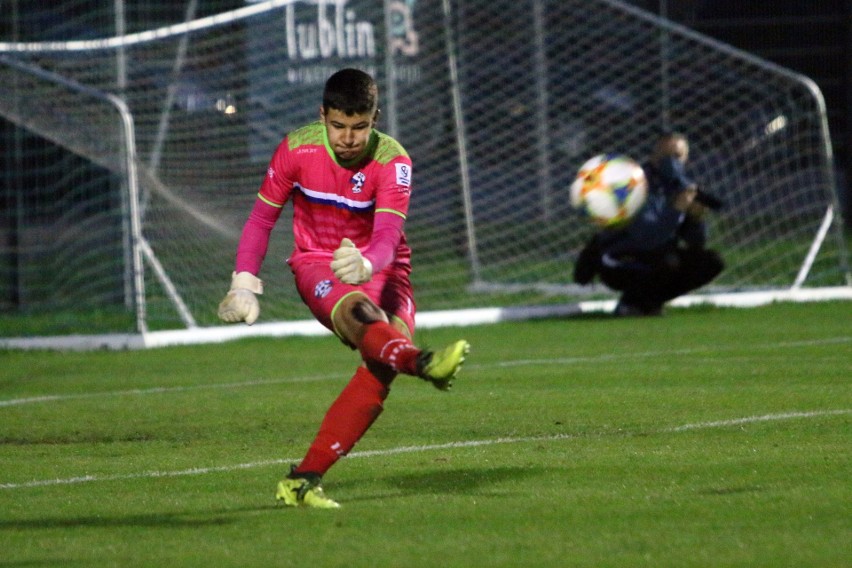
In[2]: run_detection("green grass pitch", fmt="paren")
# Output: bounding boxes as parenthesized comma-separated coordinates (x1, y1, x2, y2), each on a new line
(1, 301, 849, 567)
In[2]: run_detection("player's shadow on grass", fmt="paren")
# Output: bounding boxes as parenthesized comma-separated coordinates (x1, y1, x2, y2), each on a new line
(336, 465, 549, 503)
(0, 512, 236, 531)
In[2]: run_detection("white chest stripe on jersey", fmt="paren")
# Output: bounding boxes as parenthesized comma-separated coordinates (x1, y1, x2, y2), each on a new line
(296, 183, 375, 211)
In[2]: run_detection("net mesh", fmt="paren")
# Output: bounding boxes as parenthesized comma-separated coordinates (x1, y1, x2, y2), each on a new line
(0, 0, 848, 336)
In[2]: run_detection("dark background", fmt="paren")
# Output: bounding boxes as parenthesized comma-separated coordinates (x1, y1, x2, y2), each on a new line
(0, 0, 852, 228)
(2, 0, 850, 223)
(0, 0, 848, 316)
(628, 0, 851, 224)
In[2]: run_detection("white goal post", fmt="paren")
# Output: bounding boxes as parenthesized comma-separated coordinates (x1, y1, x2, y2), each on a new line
(0, 0, 849, 350)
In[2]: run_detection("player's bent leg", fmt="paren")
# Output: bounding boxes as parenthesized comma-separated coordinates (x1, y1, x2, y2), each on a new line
(358, 320, 470, 389)
(331, 291, 388, 347)
(276, 466, 340, 509)
(333, 291, 471, 390)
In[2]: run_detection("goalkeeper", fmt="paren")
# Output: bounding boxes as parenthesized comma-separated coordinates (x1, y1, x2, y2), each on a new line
(218, 68, 470, 508)
(574, 132, 725, 316)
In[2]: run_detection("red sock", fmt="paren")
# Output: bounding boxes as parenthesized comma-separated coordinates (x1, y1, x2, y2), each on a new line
(294, 366, 389, 477)
(359, 321, 421, 375)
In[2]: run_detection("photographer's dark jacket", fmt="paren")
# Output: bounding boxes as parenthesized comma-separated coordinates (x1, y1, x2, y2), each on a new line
(597, 156, 707, 264)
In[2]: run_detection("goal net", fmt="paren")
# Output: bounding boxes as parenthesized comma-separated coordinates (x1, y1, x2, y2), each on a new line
(0, 0, 849, 348)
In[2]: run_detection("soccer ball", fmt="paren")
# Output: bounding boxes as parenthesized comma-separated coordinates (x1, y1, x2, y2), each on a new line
(570, 153, 648, 228)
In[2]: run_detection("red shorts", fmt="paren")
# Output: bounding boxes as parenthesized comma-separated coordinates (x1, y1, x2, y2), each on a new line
(290, 261, 417, 338)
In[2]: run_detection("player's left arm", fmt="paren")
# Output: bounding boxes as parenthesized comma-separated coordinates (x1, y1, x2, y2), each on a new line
(362, 211, 405, 271)
(331, 157, 411, 284)
(331, 213, 404, 284)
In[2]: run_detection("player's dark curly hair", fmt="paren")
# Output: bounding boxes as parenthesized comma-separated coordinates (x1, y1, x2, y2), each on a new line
(322, 68, 378, 116)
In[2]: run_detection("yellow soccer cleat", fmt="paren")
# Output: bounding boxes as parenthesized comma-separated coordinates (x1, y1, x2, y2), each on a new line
(275, 467, 340, 509)
(416, 339, 470, 391)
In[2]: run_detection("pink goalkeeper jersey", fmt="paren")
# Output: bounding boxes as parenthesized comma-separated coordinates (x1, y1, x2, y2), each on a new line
(258, 121, 413, 271)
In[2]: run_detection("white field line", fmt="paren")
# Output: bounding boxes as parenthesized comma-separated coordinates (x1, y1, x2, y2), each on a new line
(2, 336, 849, 408)
(0, 373, 343, 408)
(1, 337, 849, 489)
(0, 409, 848, 491)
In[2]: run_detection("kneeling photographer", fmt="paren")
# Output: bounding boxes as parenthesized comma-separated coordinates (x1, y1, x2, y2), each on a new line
(574, 132, 725, 316)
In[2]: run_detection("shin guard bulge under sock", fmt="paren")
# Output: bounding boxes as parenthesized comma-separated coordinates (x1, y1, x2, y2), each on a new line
(358, 320, 420, 375)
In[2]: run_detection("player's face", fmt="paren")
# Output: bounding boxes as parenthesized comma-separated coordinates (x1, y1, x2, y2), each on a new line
(321, 107, 376, 162)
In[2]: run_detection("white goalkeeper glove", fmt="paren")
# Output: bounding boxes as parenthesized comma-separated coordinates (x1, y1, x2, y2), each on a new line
(217, 271, 263, 325)
(331, 238, 373, 285)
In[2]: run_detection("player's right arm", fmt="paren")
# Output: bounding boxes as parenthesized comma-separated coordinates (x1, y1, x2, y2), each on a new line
(218, 270, 264, 325)
(218, 199, 283, 324)
(219, 139, 293, 325)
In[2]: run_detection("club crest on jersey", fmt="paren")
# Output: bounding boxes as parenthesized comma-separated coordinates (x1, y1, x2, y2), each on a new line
(314, 279, 333, 298)
(350, 172, 366, 193)
(267, 167, 275, 179)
